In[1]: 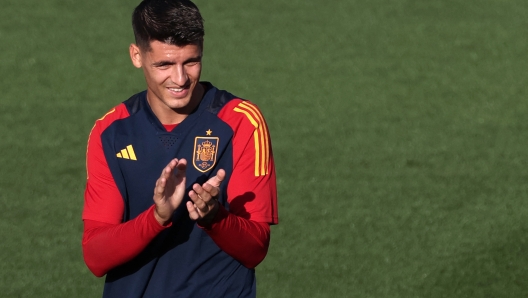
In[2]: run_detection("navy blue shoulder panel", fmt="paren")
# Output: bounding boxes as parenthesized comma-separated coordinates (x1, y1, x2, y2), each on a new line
(123, 91, 146, 116)
(121, 83, 241, 116)
(203, 83, 241, 115)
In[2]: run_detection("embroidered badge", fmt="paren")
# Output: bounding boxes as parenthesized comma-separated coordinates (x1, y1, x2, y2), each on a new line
(193, 134, 219, 172)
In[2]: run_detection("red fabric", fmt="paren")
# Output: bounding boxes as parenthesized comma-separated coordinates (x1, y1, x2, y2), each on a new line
(163, 123, 178, 132)
(200, 206, 270, 268)
(82, 98, 277, 276)
(82, 205, 170, 277)
(83, 205, 268, 275)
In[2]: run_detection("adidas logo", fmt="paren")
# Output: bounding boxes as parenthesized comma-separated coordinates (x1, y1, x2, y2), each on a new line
(116, 145, 137, 160)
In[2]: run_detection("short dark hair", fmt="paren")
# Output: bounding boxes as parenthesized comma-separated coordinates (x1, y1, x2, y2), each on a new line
(132, 0, 204, 51)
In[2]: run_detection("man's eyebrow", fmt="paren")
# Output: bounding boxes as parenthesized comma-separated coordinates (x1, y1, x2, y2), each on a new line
(184, 56, 202, 63)
(152, 60, 175, 67)
(151, 56, 202, 67)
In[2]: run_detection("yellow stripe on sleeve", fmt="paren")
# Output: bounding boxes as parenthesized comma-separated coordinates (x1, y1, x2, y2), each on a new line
(86, 108, 117, 179)
(239, 102, 270, 175)
(97, 108, 116, 121)
(234, 106, 261, 176)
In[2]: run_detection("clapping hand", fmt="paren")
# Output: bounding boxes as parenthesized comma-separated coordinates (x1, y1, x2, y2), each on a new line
(153, 158, 187, 225)
(187, 169, 226, 226)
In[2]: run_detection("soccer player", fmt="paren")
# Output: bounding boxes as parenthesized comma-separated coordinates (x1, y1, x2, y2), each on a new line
(81, 0, 278, 297)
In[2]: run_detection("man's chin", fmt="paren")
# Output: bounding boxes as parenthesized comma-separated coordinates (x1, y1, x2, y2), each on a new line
(167, 101, 190, 110)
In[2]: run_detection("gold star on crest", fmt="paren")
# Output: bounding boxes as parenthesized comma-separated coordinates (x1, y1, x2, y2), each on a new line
(206, 129, 212, 136)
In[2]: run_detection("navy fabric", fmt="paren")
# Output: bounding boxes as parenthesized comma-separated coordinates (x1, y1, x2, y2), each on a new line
(99, 83, 256, 298)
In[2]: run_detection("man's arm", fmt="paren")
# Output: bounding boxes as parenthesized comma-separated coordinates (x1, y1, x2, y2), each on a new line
(199, 206, 271, 269)
(82, 206, 168, 277)
(83, 107, 193, 276)
(186, 170, 271, 269)
(83, 158, 188, 276)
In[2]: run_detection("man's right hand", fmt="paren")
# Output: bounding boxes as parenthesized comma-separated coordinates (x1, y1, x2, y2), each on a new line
(153, 158, 187, 225)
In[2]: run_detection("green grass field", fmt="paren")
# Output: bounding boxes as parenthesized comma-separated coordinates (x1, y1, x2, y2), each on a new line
(1, 0, 528, 297)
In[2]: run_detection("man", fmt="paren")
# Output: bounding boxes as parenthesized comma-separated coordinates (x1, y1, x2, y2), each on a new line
(81, 0, 278, 297)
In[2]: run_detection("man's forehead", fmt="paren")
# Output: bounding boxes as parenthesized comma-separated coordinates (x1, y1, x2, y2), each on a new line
(143, 40, 202, 58)
(144, 40, 202, 52)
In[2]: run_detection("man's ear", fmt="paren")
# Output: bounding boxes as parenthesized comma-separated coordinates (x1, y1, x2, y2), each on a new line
(129, 44, 142, 68)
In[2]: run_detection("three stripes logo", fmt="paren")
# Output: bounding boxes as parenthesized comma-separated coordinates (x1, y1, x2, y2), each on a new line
(116, 145, 137, 161)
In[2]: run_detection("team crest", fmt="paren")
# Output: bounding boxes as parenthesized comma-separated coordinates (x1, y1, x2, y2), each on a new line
(193, 136, 219, 172)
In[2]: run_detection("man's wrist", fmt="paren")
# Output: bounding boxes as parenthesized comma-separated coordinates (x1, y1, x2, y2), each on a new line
(153, 207, 171, 226)
(197, 203, 220, 228)
(197, 203, 226, 230)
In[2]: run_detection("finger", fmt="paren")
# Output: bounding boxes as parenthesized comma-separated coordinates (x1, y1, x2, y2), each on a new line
(154, 177, 166, 196)
(216, 169, 226, 181)
(201, 183, 220, 198)
(186, 201, 201, 220)
(176, 158, 187, 167)
(160, 159, 178, 179)
(174, 159, 187, 177)
(189, 190, 208, 212)
(192, 183, 212, 202)
(204, 169, 226, 188)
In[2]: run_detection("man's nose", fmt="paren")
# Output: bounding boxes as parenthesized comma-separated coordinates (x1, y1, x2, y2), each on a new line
(171, 65, 188, 86)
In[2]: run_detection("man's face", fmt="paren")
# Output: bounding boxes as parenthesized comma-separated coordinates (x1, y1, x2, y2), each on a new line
(130, 40, 203, 122)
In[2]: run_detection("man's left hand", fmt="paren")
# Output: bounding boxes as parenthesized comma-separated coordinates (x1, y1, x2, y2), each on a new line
(187, 169, 226, 226)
